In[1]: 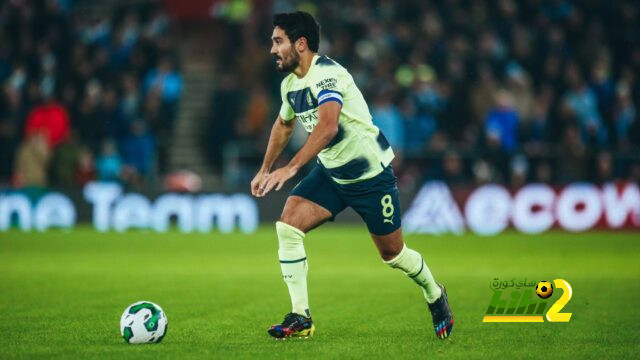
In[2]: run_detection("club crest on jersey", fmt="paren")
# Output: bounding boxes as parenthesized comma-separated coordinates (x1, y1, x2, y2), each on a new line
(287, 88, 317, 113)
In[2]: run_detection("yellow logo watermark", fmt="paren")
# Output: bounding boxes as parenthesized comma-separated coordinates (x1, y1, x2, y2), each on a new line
(482, 278, 572, 323)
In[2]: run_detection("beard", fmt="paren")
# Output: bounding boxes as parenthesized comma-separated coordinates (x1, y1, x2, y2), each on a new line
(275, 50, 300, 73)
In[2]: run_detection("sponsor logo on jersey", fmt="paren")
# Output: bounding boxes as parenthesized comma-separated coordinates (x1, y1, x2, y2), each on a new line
(316, 78, 337, 90)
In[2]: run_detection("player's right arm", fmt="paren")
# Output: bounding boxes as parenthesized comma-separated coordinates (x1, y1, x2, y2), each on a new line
(251, 115, 295, 197)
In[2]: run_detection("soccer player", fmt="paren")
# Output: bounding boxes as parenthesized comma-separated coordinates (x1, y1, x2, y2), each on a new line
(251, 11, 454, 340)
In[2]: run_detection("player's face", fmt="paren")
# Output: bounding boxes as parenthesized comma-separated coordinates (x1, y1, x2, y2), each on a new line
(271, 27, 300, 73)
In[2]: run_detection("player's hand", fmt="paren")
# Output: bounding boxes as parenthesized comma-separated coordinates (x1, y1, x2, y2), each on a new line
(260, 165, 298, 196)
(251, 170, 270, 197)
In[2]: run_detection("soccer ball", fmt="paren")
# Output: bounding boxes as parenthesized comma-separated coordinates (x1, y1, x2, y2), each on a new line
(120, 301, 168, 344)
(536, 281, 553, 299)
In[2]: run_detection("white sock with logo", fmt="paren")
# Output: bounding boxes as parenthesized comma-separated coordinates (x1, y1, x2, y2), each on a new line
(276, 221, 310, 317)
(385, 244, 442, 303)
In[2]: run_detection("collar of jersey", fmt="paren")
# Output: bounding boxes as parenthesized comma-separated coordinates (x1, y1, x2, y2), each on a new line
(294, 54, 319, 81)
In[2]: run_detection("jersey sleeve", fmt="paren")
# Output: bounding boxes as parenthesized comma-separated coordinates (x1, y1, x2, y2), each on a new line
(312, 66, 347, 107)
(279, 78, 295, 121)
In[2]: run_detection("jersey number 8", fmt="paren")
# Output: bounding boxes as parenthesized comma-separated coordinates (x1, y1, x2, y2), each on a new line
(381, 194, 394, 220)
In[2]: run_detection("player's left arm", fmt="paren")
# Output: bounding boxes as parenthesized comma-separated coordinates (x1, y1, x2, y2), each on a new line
(261, 101, 340, 195)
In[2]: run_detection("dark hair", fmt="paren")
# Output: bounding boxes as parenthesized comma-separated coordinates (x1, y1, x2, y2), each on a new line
(273, 11, 320, 52)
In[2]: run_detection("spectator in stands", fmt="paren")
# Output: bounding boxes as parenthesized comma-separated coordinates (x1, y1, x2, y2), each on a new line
(522, 86, 552, 150)
(472, 159, 496, 185)
(119, 73, 141, 128)
(439, 149, 467, 186)
(143, 56, 182, 118)
(510, 154, 529, 189)
(79, 16, 112, 46)
(120, 119, 155, 184)
(143, 90, 170, 173)
(589, 55, 615, 123)
(208, 74, 241, 171)
(470, 64, 498, 125)
(562, 65, 608, 146)
(24, 95, 70, 149)
(111, 12, 140, 69)
(594, 151, 614, 184)
(401, 96, 436, 154)
(96, 140, 123, 182)
(0, 86, 27, 183)
(73, 148, 96, 186)
(534, 161, 553, 183)
(74, 80, 107, 153)
(49, 131, 82, 187)
(237, 85, 270, 140)
(13, 132, 50, 188)
(504, 62, 534, 123)
(557, 124, 589, 183)
(484, 90, 519, 153)
(613, 82, 636, 147)
(371, 90, 405, 153)
(100, 86, 125, 141)
(408, 67, 441, 152)
(144, 7, 170, 39)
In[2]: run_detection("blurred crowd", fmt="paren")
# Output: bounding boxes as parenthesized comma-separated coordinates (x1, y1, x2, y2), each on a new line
(0, 0, 181, 190)
(210, 0, 640, 189)
(2, 0, 638, 192)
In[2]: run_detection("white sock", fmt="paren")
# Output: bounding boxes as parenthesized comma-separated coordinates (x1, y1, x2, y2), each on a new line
(276, 221, 310, 317)
(385, 244, 442, 303)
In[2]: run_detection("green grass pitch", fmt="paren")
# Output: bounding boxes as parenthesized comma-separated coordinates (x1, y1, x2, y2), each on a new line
(1, 226, 638, 359)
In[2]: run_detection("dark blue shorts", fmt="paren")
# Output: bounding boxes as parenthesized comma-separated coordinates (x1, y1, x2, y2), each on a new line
(290, 164, 401, 235)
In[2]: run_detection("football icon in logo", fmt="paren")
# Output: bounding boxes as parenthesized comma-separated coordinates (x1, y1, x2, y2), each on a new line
(536, 281, 554, 299)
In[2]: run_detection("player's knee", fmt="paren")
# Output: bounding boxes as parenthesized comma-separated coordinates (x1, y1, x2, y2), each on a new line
(378, 240, 404, 261)
(380, 248, 402, 262)
(279, 211, 304, 231)
(278, 213, 294, 227)
(280, 198, 303, 228)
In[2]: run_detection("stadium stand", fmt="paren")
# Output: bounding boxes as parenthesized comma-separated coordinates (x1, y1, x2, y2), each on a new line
(206, 0, 640, 190)
(0, 0, 180, 189)
(1, 0, 638, 192)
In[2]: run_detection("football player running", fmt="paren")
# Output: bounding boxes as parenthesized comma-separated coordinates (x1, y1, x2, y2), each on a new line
(251, 11, 453, 340)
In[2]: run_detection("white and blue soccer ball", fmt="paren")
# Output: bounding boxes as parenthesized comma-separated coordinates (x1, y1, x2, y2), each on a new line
(120, 301, 168, 344)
